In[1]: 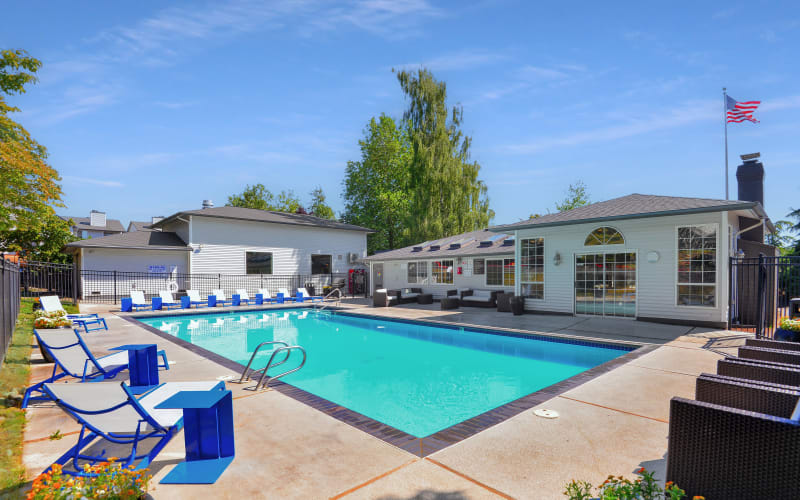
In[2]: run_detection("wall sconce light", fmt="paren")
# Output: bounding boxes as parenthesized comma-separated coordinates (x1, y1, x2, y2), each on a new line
(647, 251, 660, 263)
(553, 252, 562, 266)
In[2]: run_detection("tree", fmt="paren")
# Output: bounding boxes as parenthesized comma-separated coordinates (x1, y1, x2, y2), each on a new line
(0, 49, 64, 234)
(226, 184, 302, 213)
(555, 181, 590, 212)
(785, 208, 800, 255)
(0, 49, 74, 261)
(308, 186, 335, 219)
(395, 68, 493, 243)
(342, 114, 413, 253)
(766, 220, 795, 253)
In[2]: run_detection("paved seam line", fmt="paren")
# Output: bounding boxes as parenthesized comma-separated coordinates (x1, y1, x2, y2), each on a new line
(424, 457, 516, 499)
(24, 430, 81, 444)
(557, 396, 669, 424)
(626, 363, 704, 378)
(232, 389, 272, 400)
(329, 458, 418, 499)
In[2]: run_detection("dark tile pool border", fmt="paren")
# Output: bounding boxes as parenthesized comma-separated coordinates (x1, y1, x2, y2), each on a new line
(122, 309, 657, 457)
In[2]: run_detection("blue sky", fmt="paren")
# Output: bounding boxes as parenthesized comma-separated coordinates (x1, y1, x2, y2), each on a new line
(3, 1, 798, 228)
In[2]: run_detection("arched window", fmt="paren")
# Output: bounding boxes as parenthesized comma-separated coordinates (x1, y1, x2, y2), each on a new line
(584, 227, 625, 246)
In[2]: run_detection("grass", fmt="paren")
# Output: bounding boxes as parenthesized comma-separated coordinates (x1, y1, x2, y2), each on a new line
(0, 297, 79, 492)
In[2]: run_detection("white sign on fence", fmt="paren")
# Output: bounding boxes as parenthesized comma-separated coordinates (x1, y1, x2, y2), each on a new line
(148, 265, 167, 273)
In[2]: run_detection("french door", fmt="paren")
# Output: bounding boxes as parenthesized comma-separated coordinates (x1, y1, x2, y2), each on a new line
(574, 252, 637, 318)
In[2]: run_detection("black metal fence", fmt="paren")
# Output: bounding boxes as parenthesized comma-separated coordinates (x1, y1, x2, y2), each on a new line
(729, 255, 800, 338)
(1, 259, 21, 368)
(17, 260, 369, 305)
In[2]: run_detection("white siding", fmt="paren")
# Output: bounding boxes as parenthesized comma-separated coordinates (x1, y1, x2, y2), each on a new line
(373, 255, 515, 296)
(189, 216, 367, 275)
(161, 220, 190, 244)
(79, 248, 190, 300)
(515, 211, 731, 325)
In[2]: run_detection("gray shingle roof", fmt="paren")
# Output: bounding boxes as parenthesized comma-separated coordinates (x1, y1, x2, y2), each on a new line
(66, 231, 189, 251)
(152, 206, 372, 232)
(60, 215, 125, 233)
(363, 229, 515, 261)
(490, 194, 767, 232)
(127, 221, 157, 232)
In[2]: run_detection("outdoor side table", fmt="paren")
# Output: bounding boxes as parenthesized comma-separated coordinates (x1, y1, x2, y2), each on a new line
(109, 344, 159, 393)
(156, 389, 235, 484)
(441, 297, 459, 310)
(417, 294, 433, 305)
(510, 296, 525, 316)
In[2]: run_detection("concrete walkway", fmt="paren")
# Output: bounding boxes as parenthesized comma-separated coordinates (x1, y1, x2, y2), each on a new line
(21, 302, 748, 499)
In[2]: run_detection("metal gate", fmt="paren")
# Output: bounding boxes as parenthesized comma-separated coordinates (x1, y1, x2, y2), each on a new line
(729, 255, 800, 338)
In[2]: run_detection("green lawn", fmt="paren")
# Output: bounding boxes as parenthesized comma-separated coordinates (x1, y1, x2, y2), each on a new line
(0, 297, 79, 492)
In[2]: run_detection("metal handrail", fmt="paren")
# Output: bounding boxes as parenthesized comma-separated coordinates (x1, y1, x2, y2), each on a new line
(237, 341, 289, 383)
(315, 287, 342, 312)
(255, 346, 307, 390)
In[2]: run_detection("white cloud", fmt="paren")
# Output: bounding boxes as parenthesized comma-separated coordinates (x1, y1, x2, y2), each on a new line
(395, 49, 508, 72)
(153, 101, 197, 109)
(62, 176, 124, 187)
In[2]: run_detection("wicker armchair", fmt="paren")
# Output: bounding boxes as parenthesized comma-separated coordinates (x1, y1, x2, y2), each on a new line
(667, 396, 800, 499)
(718, 357, 800, 387)
(694, 373, 800, 417)
(373, 289, 399, 307)
(746, 337, 800, 352)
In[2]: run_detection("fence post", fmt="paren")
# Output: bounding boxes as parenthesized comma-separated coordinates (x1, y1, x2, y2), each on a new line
(755, 255, 765, 339)
(727, 257, 733, 330)
(113, 270, 118, 305)
(72, 262, 79, 305)
(218, 273, 221, 289)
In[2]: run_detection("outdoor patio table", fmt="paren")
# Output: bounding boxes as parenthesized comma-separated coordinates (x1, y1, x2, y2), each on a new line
(155, 389, 235, 484)
(109, 344, 159, 393)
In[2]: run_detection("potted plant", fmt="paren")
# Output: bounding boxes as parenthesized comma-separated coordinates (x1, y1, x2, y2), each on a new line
(33, 310, 74, 363)
(774, 317, 800, 342)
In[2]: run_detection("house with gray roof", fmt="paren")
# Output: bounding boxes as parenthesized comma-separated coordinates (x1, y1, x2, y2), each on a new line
(60, 210, 125, 239)
(363, 229, 517, 296)
(65, 201, 372, 300)
(366, 155, 775, 328)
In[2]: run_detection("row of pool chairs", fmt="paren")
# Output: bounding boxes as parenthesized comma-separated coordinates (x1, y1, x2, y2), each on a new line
(126, 287, 325, 311)
(666, 337, 800, 499)
(25, 299, 232, 479)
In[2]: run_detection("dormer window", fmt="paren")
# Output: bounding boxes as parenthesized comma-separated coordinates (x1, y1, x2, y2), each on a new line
(584, 227, 625, 246)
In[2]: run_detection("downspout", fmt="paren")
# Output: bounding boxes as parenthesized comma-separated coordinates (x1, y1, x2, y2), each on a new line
(731, 218, 765, 256)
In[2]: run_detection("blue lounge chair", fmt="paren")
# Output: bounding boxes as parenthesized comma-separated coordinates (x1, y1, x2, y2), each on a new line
(40, 380, 225, 476)
(39, 295, 108, 333)
(23, 329, 169, 408)
(129, 291, 150, 311)
(298, 287, 324, 302)
(212, 289, 233, 307)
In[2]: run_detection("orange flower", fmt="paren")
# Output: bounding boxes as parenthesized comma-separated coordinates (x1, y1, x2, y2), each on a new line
(636, 467, 645, 474)
(693, 497, 705, 500)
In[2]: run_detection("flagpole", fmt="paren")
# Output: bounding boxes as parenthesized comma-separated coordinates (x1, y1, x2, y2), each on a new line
(723, 87, 729, 200)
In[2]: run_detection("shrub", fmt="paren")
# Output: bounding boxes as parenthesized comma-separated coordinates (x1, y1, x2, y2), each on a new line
(779, 317, 800, 333)
(564, 468, 702, 500)
(27, 459, 150, 500)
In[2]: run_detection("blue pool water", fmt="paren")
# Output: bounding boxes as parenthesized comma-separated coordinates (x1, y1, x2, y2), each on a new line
(138, 309, 630, 437)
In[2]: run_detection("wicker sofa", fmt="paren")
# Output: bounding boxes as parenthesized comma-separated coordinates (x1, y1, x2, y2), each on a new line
(460, 289, 502, 308)
(396, 287, 423, 304)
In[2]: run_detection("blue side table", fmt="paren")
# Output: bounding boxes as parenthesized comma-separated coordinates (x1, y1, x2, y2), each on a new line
(156, 390, 235, 484)
(255, 293, 264, 305)
(232, 294, 241, 306)
(152, 297, 163, 311)
(276, 293, 285, 304)
(121, 297, 133, 312)
(110, 344, 159, 393)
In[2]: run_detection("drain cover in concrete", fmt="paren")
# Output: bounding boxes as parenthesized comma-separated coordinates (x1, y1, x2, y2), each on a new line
(533, 409, 559, 419)
(216, 375, 236, 381)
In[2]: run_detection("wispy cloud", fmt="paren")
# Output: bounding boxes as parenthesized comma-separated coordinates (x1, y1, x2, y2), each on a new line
(62, 176, 124, 188)
(153, 101, 198, 109)
(502, 94, 800, 154)
(394, 49, 508, 72)
(712, 6, 742, 20)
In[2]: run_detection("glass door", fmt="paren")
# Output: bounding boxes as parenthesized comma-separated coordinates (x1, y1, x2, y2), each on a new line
(575, 252, 636, 318)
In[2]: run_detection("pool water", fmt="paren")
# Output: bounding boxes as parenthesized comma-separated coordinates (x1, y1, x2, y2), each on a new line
(139, 309, 630, 437)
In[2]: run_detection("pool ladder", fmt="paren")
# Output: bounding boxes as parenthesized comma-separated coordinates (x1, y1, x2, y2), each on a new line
(238, 341, 307, 390)
(314, 288, 342, 313)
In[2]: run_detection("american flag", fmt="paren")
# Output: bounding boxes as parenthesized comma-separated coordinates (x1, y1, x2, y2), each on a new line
(726, 95, 760, 123)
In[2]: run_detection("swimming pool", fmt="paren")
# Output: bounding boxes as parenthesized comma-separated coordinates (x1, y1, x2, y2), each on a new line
(138, 309, 632, 437)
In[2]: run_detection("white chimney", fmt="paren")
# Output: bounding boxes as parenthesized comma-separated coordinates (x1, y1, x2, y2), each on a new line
(90, 210, 106, 227)
(202, 200, 214, 209)
(151, 216, 164, 224)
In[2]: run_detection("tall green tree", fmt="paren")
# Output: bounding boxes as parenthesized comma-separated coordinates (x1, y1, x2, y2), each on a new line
(555, 181, 590, 212)
(342, 114, 412, 253)
(396, 68, 493, 242)
(308, 186, 335, 219)
(0, 49, 74, 260)
(226, 184, 302, 213)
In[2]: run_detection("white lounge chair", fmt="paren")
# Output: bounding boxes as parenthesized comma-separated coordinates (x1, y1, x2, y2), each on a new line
(257, 289, 275, 303)
(277, 288, 297, 303)
(129, 290, 149, 311)
(186, 290, 207, 308)
(39, 295, 108, 333)
(158, 291, 181, 310)
(211, 289, 232, 307)
(235, 289, 254, 305)
(298, 287, 323, 302)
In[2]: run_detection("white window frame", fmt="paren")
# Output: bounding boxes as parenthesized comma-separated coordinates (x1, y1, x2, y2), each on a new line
(520, 237, 545, 300)
(485, 257, 515, 287)
(675, 223, 719, 309)
(583, 226, 626, 247)
(407, 260, 429, 284)
(431, 259, 454, 285)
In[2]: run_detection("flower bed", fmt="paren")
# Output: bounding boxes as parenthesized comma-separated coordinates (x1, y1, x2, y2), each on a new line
(27, 459, 150, 500)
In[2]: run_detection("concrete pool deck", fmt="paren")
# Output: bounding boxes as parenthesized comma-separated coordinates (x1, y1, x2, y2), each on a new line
(21, 301, 749, 499)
